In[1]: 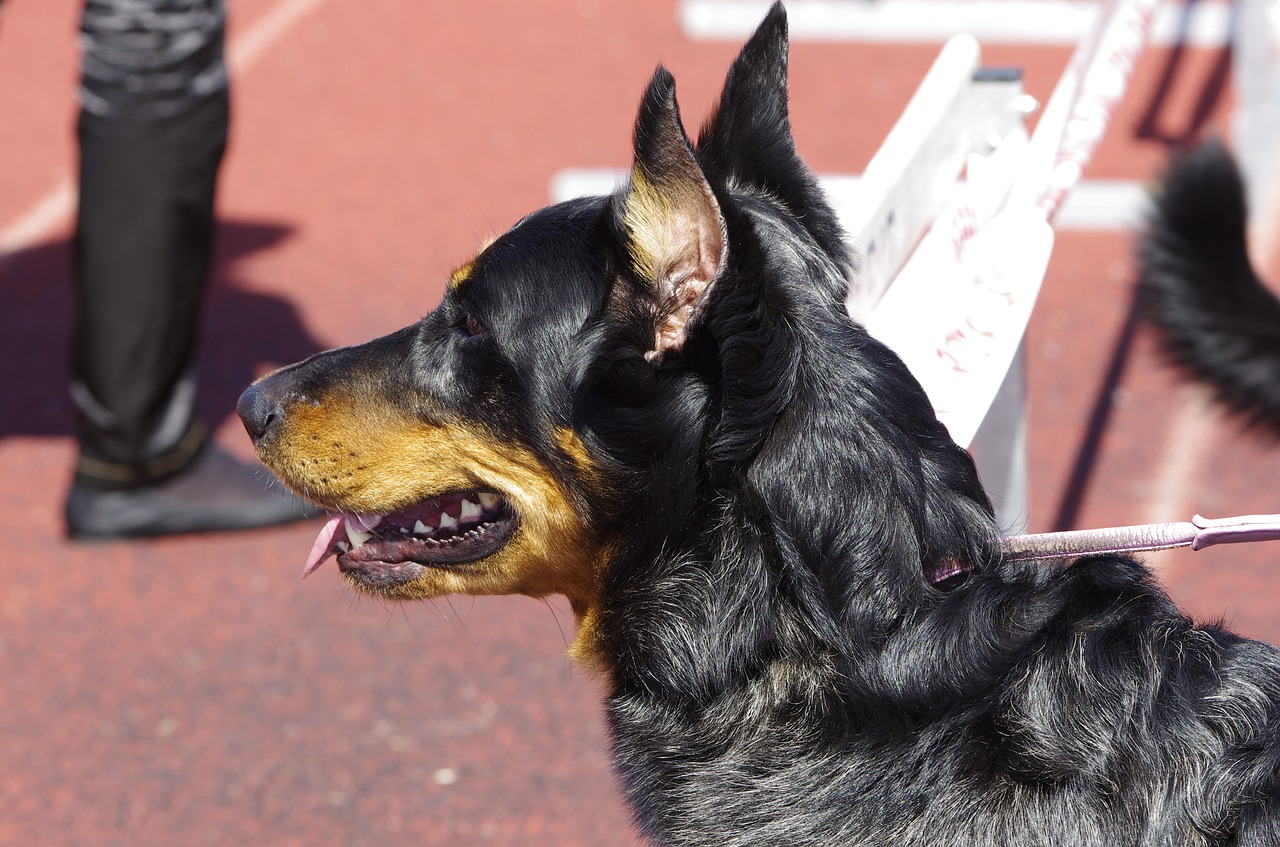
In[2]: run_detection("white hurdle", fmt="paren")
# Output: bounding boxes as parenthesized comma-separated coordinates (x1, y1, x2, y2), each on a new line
(550, 0, 1165, 534)
(830, 34, 1035, 531)
(860, 0, 1161, 531)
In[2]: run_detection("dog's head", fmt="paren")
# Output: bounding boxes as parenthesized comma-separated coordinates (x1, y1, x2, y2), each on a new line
(239, 3, 995, 667)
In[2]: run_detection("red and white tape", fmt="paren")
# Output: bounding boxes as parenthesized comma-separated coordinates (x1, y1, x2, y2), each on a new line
(866, 0, 1161, 447)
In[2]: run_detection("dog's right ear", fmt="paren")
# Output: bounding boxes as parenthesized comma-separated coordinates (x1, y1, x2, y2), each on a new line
(614, 67, 728, 359)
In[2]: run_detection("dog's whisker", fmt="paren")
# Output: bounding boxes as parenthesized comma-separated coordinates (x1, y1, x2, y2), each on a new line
(396, 600, 418, 634)
(541, 597, 572, 656)
(440, 597, 472, 644)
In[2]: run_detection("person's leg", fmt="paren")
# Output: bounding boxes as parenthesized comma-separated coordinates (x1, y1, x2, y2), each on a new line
(72, 90, 227, 488)
(66, 0, 319, 539)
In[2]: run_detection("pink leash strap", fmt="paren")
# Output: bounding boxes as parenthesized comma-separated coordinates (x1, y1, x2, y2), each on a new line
(1001, 514, 1280, 562)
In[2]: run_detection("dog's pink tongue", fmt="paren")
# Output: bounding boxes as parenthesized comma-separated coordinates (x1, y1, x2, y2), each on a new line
(302, 514, 345, 579)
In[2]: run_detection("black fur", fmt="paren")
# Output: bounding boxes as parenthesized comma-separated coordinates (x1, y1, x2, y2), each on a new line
(1138, 139, 1280, 437)
(241, 7, 1280, 844)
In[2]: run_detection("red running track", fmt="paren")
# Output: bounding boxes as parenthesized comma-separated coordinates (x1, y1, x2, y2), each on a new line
(1, 1, 1277, 844)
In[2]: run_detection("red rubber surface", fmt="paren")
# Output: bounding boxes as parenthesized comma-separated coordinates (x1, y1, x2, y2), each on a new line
(1, 1, 1277, 844)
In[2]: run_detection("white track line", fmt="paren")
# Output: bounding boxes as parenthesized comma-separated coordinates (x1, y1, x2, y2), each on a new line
(681, 0, 1233, 46)
(1254, 160, 1280, 273)
(225, 0, 331, 72)
(0, 0, 334, 264)
(0, 179, 76, 254)
(1143, 384, 1222, 528)
(551, 168, 1149, 231)
(1141, 384, 1222, 575)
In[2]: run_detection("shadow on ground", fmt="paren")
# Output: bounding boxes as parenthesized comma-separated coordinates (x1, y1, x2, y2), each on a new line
(0, 219, 326, 440)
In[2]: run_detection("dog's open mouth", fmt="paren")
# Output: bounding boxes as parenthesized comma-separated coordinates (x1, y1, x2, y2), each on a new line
(301, 491, 516, 579)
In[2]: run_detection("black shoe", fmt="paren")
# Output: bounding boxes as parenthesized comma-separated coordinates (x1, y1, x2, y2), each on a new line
(66, 443, 323, 540)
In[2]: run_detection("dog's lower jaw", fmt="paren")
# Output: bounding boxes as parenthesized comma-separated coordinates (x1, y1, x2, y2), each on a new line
(328, 514, 615, 671)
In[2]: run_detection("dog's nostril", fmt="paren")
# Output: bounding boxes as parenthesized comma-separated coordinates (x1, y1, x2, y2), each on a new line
(237, 383, 285, 443)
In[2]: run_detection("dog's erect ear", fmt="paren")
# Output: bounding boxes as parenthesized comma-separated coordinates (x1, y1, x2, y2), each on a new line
(696, 3, 793, 189)
(618, 66, 727, 358)
(697, 2, 848, 264)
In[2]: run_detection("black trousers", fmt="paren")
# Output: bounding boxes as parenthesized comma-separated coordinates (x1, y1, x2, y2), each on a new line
(71, 0, 229, 490)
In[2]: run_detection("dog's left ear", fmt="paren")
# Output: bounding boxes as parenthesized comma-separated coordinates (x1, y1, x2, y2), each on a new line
(617, 66, 728, 358)
(696, 2, 848, 266)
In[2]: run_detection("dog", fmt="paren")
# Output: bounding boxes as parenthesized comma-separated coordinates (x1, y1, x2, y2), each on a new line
(238, 6, 1280, 844)
(1139, 139, 1280, 438)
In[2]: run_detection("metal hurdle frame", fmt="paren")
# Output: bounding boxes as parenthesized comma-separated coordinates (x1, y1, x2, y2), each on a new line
(832, 35, 1034, 533)
(553, 0, 1280, 538)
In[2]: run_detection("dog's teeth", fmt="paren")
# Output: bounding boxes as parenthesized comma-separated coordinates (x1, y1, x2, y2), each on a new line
(345, 519, 374, 550)
(439, 511, 458, 530)
(460, 498, 481, 520)
(336, 541, 350, 553)
(479, 493, 499, 510)
(413, 519, 430, 535)
(353, 514, 382, 532)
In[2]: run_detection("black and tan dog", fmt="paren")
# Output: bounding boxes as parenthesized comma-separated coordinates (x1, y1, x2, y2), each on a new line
(239, 7, 1280, 844)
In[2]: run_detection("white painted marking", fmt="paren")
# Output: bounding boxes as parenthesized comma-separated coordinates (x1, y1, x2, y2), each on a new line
(1142, 384, 1221, 575)
(680, 0, 1232, 47)
(549, 169, 627, 203)
(1052, 179, 1151, 231)
(226, 0, 331, 73)
(0, 0, 335, 265)
(0, 179, 75, 254)
(550, 168, 1149, 232)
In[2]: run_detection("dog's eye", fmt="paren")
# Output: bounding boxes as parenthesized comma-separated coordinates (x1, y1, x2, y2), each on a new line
(453, 313, 484, 337)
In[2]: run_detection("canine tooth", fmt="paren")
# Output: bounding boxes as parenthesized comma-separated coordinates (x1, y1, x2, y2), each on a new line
(460, 499, 482, 520)
(353, 514, 382, 532)
(413, 519, 430, 535)
(345, 519, 374, 550)
(337, 541, 350, 553)
(439, 511, 458, 530)
(478, 493, 499, 510)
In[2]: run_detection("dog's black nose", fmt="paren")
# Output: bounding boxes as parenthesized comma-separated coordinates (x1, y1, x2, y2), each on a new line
(237, 382, 282, 444)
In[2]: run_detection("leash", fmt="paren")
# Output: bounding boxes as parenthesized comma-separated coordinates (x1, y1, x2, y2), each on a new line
(1000, 514, 1280, 562)
(928, 514, 1280, 587)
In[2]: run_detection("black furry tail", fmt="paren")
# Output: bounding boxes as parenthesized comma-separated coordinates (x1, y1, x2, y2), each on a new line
(1137, 139, 1280, 437)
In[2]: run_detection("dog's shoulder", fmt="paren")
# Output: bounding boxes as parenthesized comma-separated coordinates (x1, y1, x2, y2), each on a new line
(967, 554, 1280, 805)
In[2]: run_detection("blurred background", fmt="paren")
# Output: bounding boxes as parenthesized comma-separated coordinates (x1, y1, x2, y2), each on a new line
(1, 0, 1277, 844)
